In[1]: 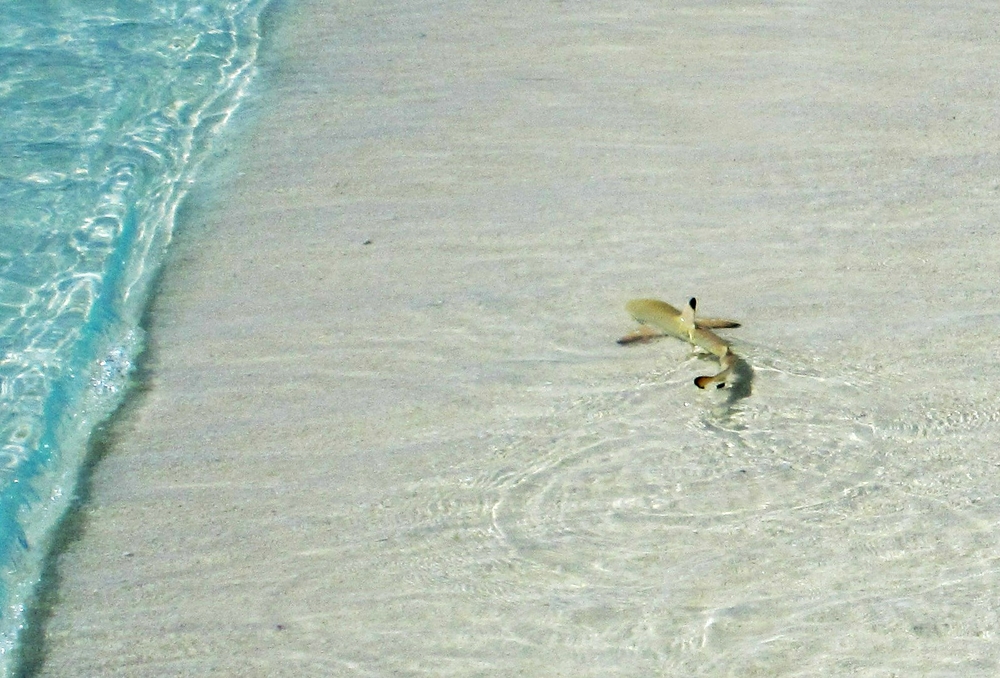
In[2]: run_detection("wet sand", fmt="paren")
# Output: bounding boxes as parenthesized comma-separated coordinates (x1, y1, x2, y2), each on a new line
(32, 1, 1000, 675)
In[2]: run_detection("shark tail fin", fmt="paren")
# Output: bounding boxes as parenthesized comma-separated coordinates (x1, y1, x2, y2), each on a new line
(693, 352, 736, 390)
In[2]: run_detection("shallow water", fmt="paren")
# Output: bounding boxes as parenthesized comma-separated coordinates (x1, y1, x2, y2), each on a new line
(0, 0, 268, 667)
(318, 306, 1000, 675)
(28, 0, 1000, 675)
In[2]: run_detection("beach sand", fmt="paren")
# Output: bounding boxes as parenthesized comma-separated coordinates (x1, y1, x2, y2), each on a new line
(32, 0, 1000, 675)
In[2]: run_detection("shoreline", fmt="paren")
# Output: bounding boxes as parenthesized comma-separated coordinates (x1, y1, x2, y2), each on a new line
(16, 352, 155, 678)
(15, 1, 288, 674)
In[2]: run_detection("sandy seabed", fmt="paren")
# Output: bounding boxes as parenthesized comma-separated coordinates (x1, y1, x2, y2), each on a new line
(32, 0, 1000, 676)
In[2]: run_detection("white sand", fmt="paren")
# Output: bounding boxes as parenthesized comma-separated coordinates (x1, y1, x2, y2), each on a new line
(35, 0, 1000, 675)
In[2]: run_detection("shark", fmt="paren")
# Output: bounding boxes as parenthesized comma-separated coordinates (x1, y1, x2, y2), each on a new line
(618, 297, 741, 389)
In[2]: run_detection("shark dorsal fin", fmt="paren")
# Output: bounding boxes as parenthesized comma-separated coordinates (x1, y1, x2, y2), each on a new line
(679, 297, 696, 336)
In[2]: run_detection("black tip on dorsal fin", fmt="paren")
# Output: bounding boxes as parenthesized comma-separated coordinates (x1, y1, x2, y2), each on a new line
(688, 298, 697, 312)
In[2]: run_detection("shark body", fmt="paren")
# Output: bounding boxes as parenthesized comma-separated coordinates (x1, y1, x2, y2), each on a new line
(618, 298, 740, 389)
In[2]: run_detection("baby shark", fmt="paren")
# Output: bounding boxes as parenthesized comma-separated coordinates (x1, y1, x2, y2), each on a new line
(618, 297, 741, 389)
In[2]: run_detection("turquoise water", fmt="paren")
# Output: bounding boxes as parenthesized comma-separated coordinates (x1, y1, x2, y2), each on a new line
(0, 0, 270, 667)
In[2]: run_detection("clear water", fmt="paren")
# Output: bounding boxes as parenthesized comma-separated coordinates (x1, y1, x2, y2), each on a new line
(0, 0, 269, 664)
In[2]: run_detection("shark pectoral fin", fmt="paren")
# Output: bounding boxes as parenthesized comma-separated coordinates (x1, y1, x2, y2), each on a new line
(695, 318, 741, 330)
(617, 325, 664, 345)
(693, 351, 737, 389)
(679, 298, 697, 337)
